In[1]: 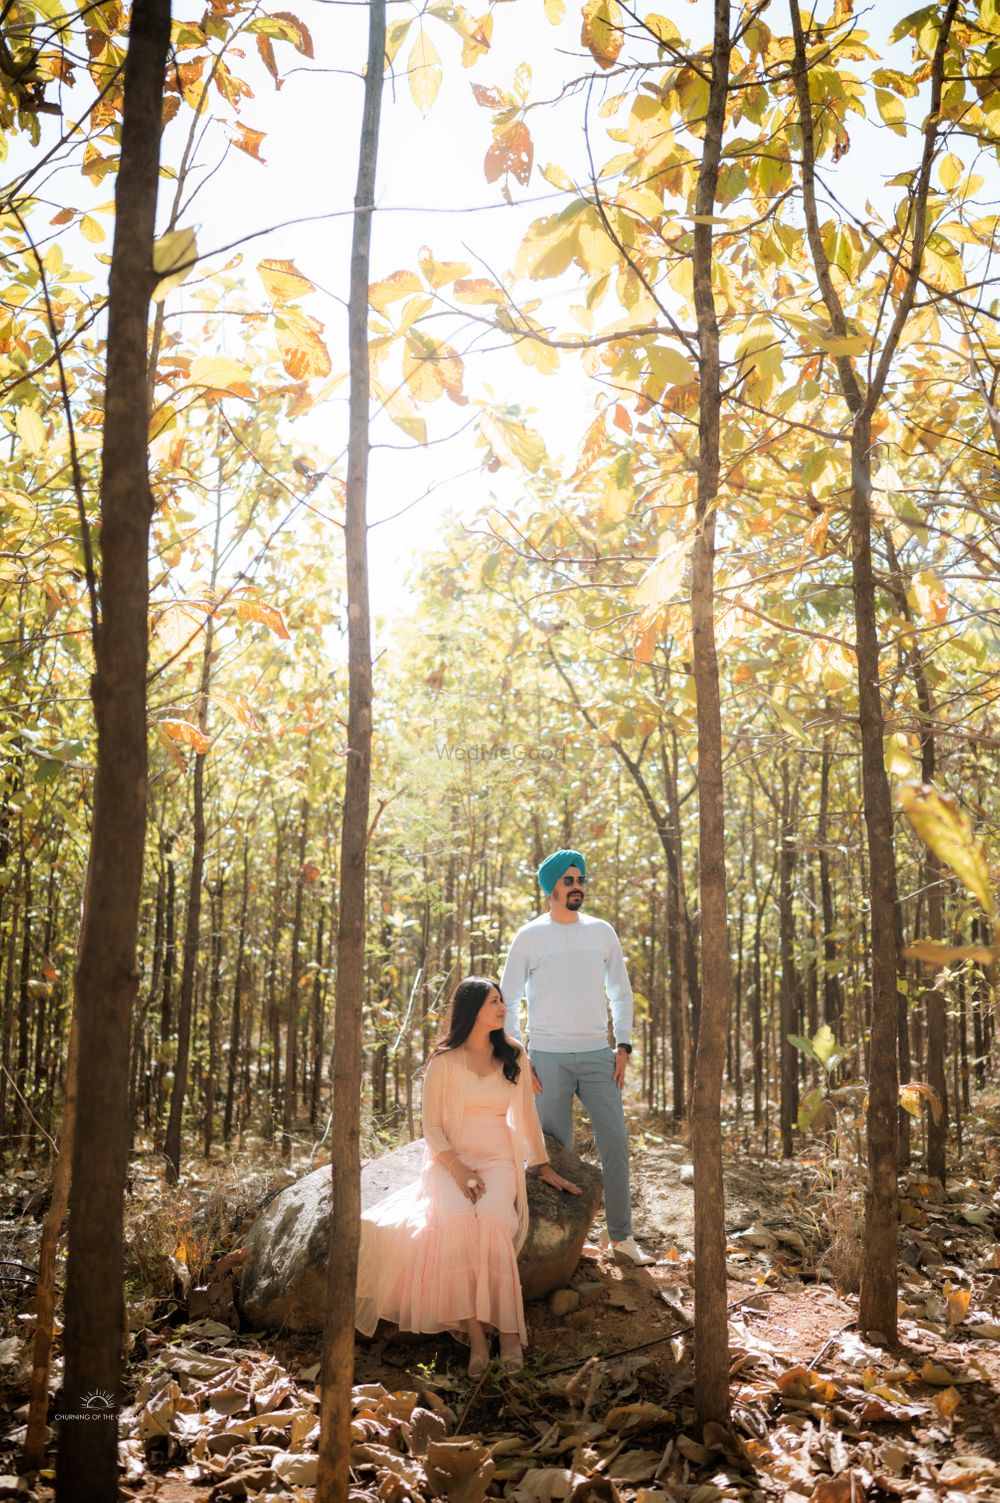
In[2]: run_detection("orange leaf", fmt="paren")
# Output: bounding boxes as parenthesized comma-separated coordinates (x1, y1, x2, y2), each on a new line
(801, 510, 829, 560)
(157, 719, 211, 755)
(209, 691, 262, 731)
(472, 82, 508, 109)
(908, 569, 948, 624)
(234, 599, 291, 639)
(946, 1287, 972, 1326)
(50, 207, 75, 226)
(229, 123, 266, 162)
(484, 120, 533, 185)
(807, 1473, 866, 1503)
(275, 309, 331, 381)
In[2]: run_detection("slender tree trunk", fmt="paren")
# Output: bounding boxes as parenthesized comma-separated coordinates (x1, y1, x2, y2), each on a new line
(22, 987, 80, 1472)
(318, 1, 384, 1494)
(779, 762, 799, 1158)
(164, 478, 222, 1181)
(818, 741, 843, 1041)
(689, 0, 732, 1428)
(164, 624, 213, 1183)
(203, 878, 224, 1159)
(57, 2, 170, 1491)
(789, 0, 957, 1340)
(282, 793, 310, 1158)
(224, 845, 249, 1146)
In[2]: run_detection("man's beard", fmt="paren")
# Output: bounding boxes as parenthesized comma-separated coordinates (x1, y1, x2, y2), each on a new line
(566, 892, 584, 907)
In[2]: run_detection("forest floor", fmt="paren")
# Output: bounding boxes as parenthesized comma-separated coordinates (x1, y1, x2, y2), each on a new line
(3, 1104, 1000, 1502)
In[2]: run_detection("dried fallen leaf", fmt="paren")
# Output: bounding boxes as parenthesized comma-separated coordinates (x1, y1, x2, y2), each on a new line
(604, 1403, 672, 1434)
(808, 1472, 866, 1503)
(946, 1286, 972, 1325)
(425, 1437, 495, 1503)
(932, 1386, 962, 1424)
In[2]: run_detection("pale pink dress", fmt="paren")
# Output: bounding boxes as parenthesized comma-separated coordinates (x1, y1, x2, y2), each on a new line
(355, 1043, 548, 1343)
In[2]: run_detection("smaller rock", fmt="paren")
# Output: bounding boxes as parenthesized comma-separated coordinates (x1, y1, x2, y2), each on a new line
(549, 1288, 581, 1317)
(679, 1164, 695, 1185)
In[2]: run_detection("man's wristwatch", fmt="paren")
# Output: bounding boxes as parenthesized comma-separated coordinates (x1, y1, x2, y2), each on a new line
(616, 1042, 632, 1055)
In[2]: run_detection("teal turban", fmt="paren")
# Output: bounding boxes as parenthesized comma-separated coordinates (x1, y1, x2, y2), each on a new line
(538, 849, 586, 895)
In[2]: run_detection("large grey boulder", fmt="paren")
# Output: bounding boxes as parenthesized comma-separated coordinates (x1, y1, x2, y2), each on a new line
(238, 1135, 603, 1333)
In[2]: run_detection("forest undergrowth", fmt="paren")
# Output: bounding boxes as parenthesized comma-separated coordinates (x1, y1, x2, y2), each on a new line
(3, 1092, 1000, 1503)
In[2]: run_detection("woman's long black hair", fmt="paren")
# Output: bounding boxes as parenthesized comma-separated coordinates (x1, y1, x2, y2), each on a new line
(433, 975, 521, 1084)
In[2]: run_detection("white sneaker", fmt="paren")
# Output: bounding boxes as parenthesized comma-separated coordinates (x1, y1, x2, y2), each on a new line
(611, 1236, 655, 1266)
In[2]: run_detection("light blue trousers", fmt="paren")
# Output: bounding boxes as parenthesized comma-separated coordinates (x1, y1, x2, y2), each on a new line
(530, 1047, 632, 1241)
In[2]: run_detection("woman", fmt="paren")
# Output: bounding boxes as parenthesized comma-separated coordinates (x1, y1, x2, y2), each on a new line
(356, 976, 580, 1375)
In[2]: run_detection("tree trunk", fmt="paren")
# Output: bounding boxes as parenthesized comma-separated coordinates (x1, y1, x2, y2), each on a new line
(317, 0, 384, 1495)
(689, 0, 732, 1429)
(164, 478, 222, 1182)
(203, 878, 224, 1159)
(282, 792, 310, 1158)
(779, 762, 799, 1158)
(56, 1, 170, 1491)
(224, 845, 250, 1146)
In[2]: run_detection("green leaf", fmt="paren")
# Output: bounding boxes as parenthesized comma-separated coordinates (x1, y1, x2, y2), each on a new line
(797, 1086, 825, 1134)
(787, 1032, 819, 1065)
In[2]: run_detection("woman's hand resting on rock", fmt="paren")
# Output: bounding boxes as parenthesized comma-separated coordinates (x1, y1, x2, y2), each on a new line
(538, 1163, 581, 1194)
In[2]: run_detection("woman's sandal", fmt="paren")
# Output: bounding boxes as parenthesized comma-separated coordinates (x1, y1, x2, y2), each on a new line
(499, 1347, 524, 1375)
(468, 1351, 490, 1379)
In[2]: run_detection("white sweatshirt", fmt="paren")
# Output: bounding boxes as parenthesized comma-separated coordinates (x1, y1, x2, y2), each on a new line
(499, 912, 633, 1053)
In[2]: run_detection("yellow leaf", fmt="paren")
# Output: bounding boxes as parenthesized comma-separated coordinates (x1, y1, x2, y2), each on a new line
(80, 214, 105, 244)
(544, 0, 564, 21)
(370, 270, 423, 313)
(884, 731, 918, 780)
(479, 410, 545, 473)
(15, 406, 47, 456)
(451, 278, 504, 306)
(408, 29, 441, 116)
(152, 227, 198, 304)
(258, 258, 315, 305)
(417, 247, 470, 288)
(157, 719, 211, 755)
(275, 309, 331, 381)
(648, 345, 696, 387)
(370, 376, 427, 444)
(938, 152, 963, 191)
(634, 534, 688, 612)
(190, 356, 252, 392)
(897, 783, 994, 919)
(898, 1080, 942, 1124)
(234, 599, 292, 640)
(402, 330, 465, 404)
(581, 0, 624, 70)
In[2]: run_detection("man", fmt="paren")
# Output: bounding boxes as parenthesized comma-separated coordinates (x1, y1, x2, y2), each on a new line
(499, 848, 652, 1265)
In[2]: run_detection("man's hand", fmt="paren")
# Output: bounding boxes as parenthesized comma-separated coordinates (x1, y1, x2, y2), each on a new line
(613, 1047, 628, 1089)
(531, 1063, 542, 1096)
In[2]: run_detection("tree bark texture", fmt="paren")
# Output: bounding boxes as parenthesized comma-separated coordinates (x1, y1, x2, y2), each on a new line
(317, 3, 384, 1498)
(57, 1, 170, 1493)
(689, 0, 733, 1429)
